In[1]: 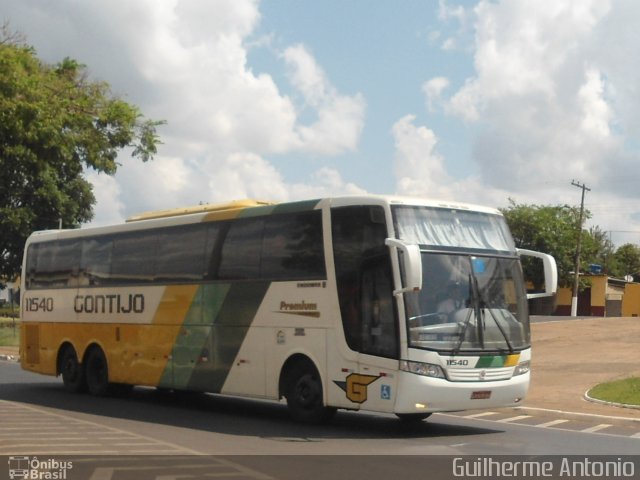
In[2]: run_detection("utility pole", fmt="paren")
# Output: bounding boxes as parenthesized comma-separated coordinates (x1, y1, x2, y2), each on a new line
(571, 180, 590, 317)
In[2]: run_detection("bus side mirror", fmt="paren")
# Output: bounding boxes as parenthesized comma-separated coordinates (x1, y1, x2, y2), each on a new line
(385, 238, 422, 295)
(517, 248, 558, 299)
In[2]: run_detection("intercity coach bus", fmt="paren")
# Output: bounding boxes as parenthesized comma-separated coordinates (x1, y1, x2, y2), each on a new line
(20, 196, 557, 423)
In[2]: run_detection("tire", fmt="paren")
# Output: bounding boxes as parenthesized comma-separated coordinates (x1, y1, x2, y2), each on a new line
(60, 346, 86, 393)
(395, 412, 432, 423)
(85, 347, 110, 397)
(285, 362, 336, 424)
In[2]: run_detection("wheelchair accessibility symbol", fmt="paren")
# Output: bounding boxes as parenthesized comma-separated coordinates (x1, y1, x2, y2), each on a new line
(381, 384, 391, 400)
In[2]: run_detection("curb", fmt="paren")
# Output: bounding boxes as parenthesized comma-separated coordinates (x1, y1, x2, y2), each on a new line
(584, 389, 640, 411)
(0, 354, 19, 362)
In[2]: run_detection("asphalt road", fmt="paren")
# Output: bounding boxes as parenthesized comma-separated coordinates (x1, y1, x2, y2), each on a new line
(3, 315, 640, 479)
(0, 361, 640, 464)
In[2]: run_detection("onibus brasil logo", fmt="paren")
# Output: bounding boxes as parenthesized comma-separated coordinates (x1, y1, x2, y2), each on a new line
(8, 456, 73, 480)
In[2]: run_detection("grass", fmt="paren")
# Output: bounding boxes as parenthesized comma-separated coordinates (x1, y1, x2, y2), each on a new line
(588, 377, 640, 407)
(0, 317, 20, 347)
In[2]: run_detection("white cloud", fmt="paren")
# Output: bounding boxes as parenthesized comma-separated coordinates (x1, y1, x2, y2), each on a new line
(84, 172, 125, 227)
(437, 0, 473, 51)
(290, 167, 367, 199)
(441, 0, 621, 188)
(414, 0, 640, 235)
(422, 77, 450, 112)
(392, 115, 511, 207)
(577, 67, 612, 139)
(393, 115, 450, 197)
(4, 0, 366, 224)
(208, 152, 290, 202)
(283, 45, 366, 155)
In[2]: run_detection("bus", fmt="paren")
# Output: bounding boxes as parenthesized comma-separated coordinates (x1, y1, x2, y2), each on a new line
(20, 195, 557, 423)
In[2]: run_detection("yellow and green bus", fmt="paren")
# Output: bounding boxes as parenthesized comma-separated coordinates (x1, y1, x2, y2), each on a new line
(20, 195, 556, 423)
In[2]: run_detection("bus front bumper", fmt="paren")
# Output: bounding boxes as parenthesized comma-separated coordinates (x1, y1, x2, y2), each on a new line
(394, 371, 529, 414)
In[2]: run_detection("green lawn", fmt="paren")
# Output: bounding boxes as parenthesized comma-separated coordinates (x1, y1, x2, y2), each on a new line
(0, 317, 20, 347)
(588, 377, 640, 407)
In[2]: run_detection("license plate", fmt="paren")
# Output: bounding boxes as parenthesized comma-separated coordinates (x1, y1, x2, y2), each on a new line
(471, 390, 492, 400)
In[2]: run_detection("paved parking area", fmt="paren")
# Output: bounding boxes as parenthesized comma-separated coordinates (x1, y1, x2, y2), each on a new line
(442, 408, 640, 439)
(0, 399, 198, 456)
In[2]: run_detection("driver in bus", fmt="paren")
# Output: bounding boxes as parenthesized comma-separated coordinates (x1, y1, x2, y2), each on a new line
(437, 281, 465, 317)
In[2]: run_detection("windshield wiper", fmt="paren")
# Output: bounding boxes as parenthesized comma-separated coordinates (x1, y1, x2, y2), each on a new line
(471, 265, 515, 354)
(453, 273, 475, 355)
(484, 302, 514, 352)
(470, 271, 485, 349)
(453, 259, 514, 355)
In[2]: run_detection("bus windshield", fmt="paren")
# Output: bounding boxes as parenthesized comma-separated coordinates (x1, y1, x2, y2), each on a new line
(404, 253, 530, 353)
(392, 205, 529, 353)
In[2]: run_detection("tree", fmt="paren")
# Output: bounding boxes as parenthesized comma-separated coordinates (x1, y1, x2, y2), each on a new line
(611, 244, 640, 280)
(0, 27, 164, 280)
(500, 199, 609, 288)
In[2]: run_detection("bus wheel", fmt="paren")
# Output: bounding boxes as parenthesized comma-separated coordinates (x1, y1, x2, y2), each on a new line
(285, 363, 336, 424)
(85, 347, 110, 397)
(395, 412, 432, 423)
(60, 346, 86, 393)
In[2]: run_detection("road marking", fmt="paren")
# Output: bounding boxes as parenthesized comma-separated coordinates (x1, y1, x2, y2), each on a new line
(580, 423, 612, 433)
(464, 411, 499, 418)
(0, 399, 203, 455)
(87, 459, 275, 480)
(497, 415, 531, 423)
(536, 419, 569, 428)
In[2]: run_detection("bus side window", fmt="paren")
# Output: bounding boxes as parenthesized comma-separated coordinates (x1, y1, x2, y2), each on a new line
(26, 244, 39, 289)
(262, 211, 325, 280)
(217, 218, 264, 280)
(156, 224, 207, 282)
(81, 236, 113, 286)
(360, 257, 398, 359)
(332, 205, 390, 354)
(111, 231, 157, 284)
(32, 241, 80, 288)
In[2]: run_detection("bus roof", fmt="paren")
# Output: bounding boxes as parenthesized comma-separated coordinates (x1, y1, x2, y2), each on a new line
(125, 199, 275, 222)
(25, 195, 503, 244)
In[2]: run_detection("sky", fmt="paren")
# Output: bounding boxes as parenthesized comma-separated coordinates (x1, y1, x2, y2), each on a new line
(4, 0, 640, 246)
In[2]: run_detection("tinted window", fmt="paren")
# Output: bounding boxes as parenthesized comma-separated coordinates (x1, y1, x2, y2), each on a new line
(156, 225, 207, 282)
(218, 219, 264, 280)
(110, 231, 157, 283)
(53, 240, 82, 286)
(26, 209, 327, 289)
(29, 240, 81, 288)
(25, 243, 39, 289)
(332, 206, 396, 355)
(80, 236, 113, 286)
(261, 211, 325, 280)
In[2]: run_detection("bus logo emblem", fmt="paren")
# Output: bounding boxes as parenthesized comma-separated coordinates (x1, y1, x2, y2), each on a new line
(334, 373, 379, 403)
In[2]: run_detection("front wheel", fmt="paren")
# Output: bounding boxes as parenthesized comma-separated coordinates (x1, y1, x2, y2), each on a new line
(395, 412, 432, 423)
(85, 347, 110, 396)
(285, 363, 336, 424)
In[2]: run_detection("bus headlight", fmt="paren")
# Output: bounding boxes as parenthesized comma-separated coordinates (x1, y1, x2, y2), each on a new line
(400, 360, 446, 379)
(513, 360, 530, 376)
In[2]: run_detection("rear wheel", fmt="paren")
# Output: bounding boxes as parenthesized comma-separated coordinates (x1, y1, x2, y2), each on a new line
(285, 362, 336, 424)
(85, 347, 110, 396)
(60, 346, 86, 393)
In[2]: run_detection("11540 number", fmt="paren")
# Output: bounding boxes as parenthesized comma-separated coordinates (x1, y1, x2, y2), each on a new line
(25, 297, 54, 312)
